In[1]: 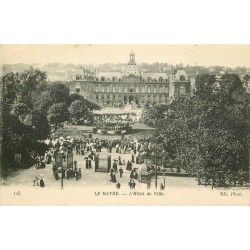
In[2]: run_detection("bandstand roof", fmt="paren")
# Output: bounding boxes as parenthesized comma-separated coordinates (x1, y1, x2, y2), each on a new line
(93, 108, 131, 115)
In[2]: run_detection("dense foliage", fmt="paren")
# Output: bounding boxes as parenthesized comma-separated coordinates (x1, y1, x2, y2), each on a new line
(1, 67, 100, 171)
(142, 73, 249, 186)
(69, 100, 94, 125)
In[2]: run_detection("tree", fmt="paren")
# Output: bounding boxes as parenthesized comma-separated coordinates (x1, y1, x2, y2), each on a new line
(156, 73, 249, 186)
(17, 67, 47, 108)
(10, 102, 31, 122)
(1, 111, 36, 170)
(69, 100, 93, 124)
(1, 68, 58, 172)
(47, 82, 69, 104)
(47, 102, 69, 125)
(34, 91, 53, 113)
(141, 103, 168, 126)
(68, 93, 85, 104)
(2, 72, 20, 111)
(24, 111, 50, 140)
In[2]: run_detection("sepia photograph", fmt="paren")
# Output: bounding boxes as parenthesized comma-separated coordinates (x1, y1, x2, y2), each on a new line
(0, 44, 249, 205)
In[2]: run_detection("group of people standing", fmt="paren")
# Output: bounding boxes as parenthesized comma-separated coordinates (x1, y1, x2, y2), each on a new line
(33, 175, 45, 187)
(34, 134, 159, 189)
(109, 152, 139, 190)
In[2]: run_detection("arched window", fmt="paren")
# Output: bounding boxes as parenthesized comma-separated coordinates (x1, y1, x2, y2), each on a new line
(180, 86, 186, 94)
(112, 77, 117, 82)
(101, 77, 105, 81)
(159, 77, 163, 82)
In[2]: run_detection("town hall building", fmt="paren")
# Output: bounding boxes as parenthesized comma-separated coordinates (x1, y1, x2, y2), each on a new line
(68, 52, 191, 107)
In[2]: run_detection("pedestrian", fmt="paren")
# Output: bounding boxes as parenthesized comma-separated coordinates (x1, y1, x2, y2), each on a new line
(55, 170, 59, 180)
(33, 176, 39, 186)
(128, 179, 133, 189)
(40, 177, 45, 188)
(52, 163, 57, 177)
(131, 154, 135, 163)
(119, 167, 123, 178)
(88, 159, 92, 168)
(74, 160, 77, 169)
(116, 182, 121, 189)
(75, 170, 79, 181)
(134, 148, 136, 155)
(110, 171, 117, 183)
(81, 148, 84, 156)
(131, 180, 136, 189)
(118, 156, 122, 165)
(113, 161, 117, 172)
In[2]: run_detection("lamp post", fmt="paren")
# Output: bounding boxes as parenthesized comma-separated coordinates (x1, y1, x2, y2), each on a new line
(163, 173, 166, 189)
(155, 137, 157, 189)
(60, 150, 64, 189)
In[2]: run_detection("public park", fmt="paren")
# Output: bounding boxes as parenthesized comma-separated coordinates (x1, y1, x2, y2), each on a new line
(1, 54, 250, 191)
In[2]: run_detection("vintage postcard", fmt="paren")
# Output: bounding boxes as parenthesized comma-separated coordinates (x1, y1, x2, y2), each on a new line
(0, 44, 249, 205)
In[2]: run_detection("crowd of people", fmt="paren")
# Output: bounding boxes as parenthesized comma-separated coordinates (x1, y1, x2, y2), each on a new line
(32, 133, 161, 189)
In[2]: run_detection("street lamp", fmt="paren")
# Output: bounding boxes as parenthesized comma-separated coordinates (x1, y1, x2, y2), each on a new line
(163, 173, 166, 189)
(154, 137, 157, 189)
(55, 152, 63, 189)
(60, 150, 64, 189)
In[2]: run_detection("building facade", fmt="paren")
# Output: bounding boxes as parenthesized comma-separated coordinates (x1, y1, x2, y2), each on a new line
(68, 52, 191, 107)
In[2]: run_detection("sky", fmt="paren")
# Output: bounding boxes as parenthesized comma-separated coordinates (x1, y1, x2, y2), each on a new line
(1, 44, 250, 68)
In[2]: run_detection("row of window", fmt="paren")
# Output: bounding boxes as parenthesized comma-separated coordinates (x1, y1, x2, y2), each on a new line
(94, 85, 169, 93)
(97, 77, 168, 83)
(95, 97, 168, 105)
(95, 94, 168, 100)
